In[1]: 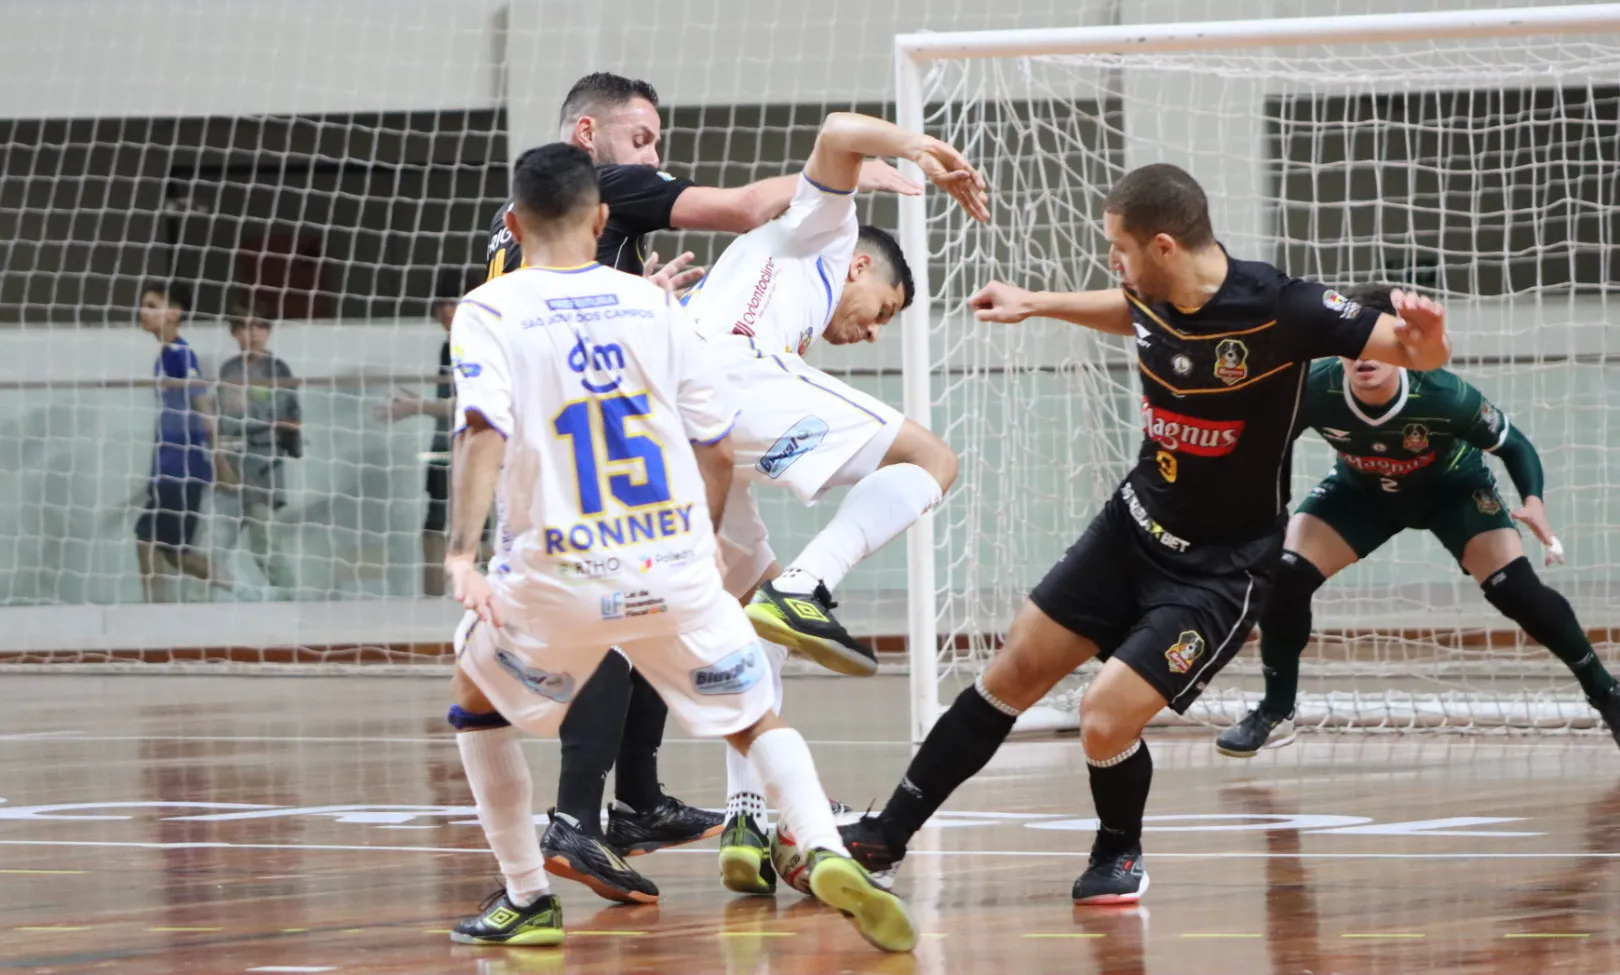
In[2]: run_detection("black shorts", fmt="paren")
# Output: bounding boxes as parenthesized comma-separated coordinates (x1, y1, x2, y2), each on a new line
(134, 477, 206, 550)
(424, 463, 450, 533)
(1028, 486, 1279, 713)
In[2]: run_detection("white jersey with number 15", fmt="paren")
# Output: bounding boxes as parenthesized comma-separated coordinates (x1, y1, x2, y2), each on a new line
(450, 263, 739, 644)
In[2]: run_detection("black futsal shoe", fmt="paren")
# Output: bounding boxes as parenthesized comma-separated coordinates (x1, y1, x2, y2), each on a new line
(1590, 685, 1620, 750)
(541, 809, 659, 904)
(1072, 844, 1149, 905)
(718, 811, 777, 895)
(1214, 705, 1297, 758)
(450, 889, 564, 946)
(838, 814, 904, 887)
(605, 795, 724, 856)
(746, 580, 877, 676)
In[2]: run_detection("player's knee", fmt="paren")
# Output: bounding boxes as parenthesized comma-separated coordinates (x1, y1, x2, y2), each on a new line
(888, 421, 958, 492)
(1480, 555, 1555, 622)
(450, 664, 497, 714)
(1078, 700, 1139, 761)
(982, 639, 1067, 711)
(1259, 549, 1328, 643)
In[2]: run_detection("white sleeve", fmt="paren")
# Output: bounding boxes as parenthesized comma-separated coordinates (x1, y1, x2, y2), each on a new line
(761, 173, 859, 261)
(449, 298, 514, 438)
(668, 301, 739, 445)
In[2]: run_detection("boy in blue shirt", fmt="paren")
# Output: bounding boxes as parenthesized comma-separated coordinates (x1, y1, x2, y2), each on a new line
(135, 282, 232, 601)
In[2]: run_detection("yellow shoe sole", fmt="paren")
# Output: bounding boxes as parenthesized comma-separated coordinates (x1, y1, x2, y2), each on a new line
(449, 926, 565, 947)
(719, 845, 774, 895)
(808, 856, 917, 953)
(743, 604, 878, 677)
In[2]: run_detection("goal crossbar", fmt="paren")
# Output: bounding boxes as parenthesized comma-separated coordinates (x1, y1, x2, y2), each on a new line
(895, 3, 1620, 60)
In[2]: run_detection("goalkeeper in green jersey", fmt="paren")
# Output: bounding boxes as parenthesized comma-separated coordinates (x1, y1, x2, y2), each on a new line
(1217, 284, 1620, 756)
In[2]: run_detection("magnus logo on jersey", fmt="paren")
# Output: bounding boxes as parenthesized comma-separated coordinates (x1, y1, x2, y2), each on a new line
(691, 644, 765, 696)
(1142, 401, 1245, 457)
(758, 416, 830, 478)
(1165, 630, 1206, 675)
(1402, 423, 1430, 452)
(1340, 451, 1435, 477)
(494, 649, 576, 703)
(1213, 339, 1249, 384)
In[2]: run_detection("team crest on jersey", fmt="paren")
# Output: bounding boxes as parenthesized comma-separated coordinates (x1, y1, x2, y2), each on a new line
(1402, 423, 1430, 452)
(1213, 339, 1249, 385)
(1321, 289, 1362, 319)
(1474, 488, 1502, 515)
(1172, 354, 1193, 376)
(1480, 402, 1502, 434)
(1165, 630, 1206, 675)
(1372, 442, 1388, 453)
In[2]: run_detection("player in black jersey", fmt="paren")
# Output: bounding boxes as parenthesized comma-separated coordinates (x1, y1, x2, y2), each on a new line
(837, 163, 1449, 905)
(472, 71, 921, 905)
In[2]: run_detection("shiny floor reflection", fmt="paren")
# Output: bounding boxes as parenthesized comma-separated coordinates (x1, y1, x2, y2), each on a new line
(0, 674, 1616, 974)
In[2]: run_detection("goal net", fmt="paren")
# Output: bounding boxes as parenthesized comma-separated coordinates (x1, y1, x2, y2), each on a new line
(897, 5, 1620, 738)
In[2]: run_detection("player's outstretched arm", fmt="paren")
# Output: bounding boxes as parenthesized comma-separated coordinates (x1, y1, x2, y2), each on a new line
(447, 411, 505, 625)
(1357, 289, 1451, 371)
(805, 112, 989, 222)
(671, 160, 925, 235)
(969, 281, 1134, 335)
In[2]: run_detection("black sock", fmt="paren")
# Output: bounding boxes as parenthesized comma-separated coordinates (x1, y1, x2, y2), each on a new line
(1483, 556, 1620, 700)
(614, 669, 669, 811)
(554, 653, 633, 835)
(1258, 551, 1326, 715)
(878, 681, 1018, 853)
(1087, 739, 1153, 852)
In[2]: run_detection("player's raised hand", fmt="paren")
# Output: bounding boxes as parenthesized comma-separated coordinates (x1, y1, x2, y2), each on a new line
(645, 250, 705, 295)
(857, 159, 923, 196)
(1390, 289, 1450, 365)
(448, 558, 504, 627)
(910, 137, 990, 224)
(1511, 496, 1566, 566)
(970, 281, 1037, 324)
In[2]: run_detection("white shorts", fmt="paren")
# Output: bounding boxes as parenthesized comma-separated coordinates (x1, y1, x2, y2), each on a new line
(725, 352, 904, 505)
(455, 606, 774, 740)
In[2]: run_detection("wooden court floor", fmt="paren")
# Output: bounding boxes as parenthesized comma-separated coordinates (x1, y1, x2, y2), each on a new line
(0, 674, 1617, 975)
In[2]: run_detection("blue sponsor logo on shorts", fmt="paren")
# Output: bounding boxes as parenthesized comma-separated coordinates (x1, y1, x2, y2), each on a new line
(691, 644, 765, 696)
(756, 416, 828, 479)
(494, 649, 576, 703)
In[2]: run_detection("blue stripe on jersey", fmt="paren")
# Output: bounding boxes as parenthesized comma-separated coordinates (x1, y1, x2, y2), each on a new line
(802, 173, 855, 196)
(815, 257, 834, 326)
(460, 298, 504, 319)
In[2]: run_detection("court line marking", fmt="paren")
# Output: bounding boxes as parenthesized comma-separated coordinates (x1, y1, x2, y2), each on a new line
(0, 839, 1616, 860)
(1503, 933, 1590, 939)
(0, 734, 902, 747)
(149, 927, 223, 932)
(0, 868, 84, 875)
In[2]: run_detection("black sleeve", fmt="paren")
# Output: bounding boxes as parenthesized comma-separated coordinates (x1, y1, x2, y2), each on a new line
(1275, 278, 1384, 362)
(596, 165, 695, 234)
(484, 201, 519, 280)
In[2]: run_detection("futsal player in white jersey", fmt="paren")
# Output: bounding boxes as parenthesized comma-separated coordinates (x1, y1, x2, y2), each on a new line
(440, 143, 917, 953)
(680, 111, 989, 894)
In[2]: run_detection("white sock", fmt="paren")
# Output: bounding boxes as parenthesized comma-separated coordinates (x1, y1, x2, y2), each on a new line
(458, 727, 549, 907)
(746, 727, 844, 855)
(724, 641, 789, 823)
(775, 463, 942, 595)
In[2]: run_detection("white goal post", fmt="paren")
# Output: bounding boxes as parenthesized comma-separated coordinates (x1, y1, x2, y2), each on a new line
(895, 4, 1620, 743)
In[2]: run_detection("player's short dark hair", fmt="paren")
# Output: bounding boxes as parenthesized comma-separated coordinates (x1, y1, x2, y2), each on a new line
(1104, 163, 1215, 250)
(1341, 282, 1398, 316)
(559, 72, 660, 127)
(511, 143, 601, 223)
(142, 280, 192, 313)
(856, 225, 915, 310)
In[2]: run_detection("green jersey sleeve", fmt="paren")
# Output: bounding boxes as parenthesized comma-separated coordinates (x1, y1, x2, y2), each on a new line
(1447, 370, 1545, 501)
